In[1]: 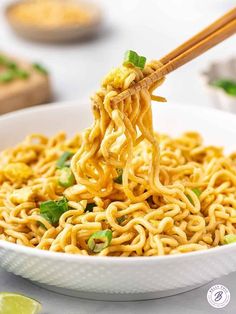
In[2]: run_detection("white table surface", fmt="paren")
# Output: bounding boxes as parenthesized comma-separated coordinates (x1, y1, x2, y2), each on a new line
(0, 0, 236, 313)
(0, 268, 236, 314)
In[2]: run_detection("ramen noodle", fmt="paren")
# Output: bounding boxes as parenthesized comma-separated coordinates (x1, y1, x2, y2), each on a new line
(0, 54, 236, 256)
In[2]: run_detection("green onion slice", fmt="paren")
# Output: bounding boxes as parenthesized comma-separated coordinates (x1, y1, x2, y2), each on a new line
(114, 168, 123, 184)
(138, 56, 147, 69)
(40, 197, 69, 226)
(56, 151, 74, 169)
(33, 63, 48, 75)
(7, 61, 17, 69)
(88, 229, 112, 253)
(85, 203, 96, 212)
(192, 188, 201, 198)
(0, 68, 29, 83)
(58, 167, 75, 188)
(0, 55, 8, 65)
(0, 71, 15, 83)
(123, 50, 139, 67)
(0, 55, 17, 69)
(224, 234, 236, 244)
(211, 79, 236, 97)
(187, 188, 201, 205)
(14, 69, 29, 79)
(123, 50, 147, 69)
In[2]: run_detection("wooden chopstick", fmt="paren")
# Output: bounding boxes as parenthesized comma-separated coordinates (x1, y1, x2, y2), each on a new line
(111, 8, 236, 105)
(160, 7, 236, 65)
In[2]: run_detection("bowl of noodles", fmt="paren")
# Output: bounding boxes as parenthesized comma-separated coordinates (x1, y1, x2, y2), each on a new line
(0, 53, 236, 300)
(5, 0, 103, 42)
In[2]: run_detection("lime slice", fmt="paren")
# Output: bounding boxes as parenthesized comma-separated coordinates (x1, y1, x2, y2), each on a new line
(0, 292, 41, 314)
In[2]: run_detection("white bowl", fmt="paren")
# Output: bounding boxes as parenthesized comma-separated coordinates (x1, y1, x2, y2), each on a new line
(1, 102, 236, 301)
(201, 58, 236, 113)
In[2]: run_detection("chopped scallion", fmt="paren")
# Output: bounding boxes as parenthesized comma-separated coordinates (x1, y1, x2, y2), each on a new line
(123, 50, 146, 69)
(0, 68, 29, 84)
(56, 151, 74, 169)
(85, 203, 96, 212)
(58, 167, 75, 188)
(123, 50, 139, 67)
(138, 55, 147, 69)
(88, 229, 112, 253)
(192, 188, 201, 198)
(114, 168, 123, 184)
(211, 79, 236, 97)
(0, 55, 17, 69)
(40, 197, 69, 226)
(7, 61, 17, 70)
(187, 188, 201, 205)
(0, 71, 14, 83)
(224, 234, 236, 244)
(0, 55, 7, 65)
(14, 69, 29, 79)
(33, 63, 48, 75)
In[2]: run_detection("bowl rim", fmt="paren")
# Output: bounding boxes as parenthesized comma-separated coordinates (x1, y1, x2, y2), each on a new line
(1, 98, 236, 120)
(1, 101, 236, 263)
(1, 239, 236, 264)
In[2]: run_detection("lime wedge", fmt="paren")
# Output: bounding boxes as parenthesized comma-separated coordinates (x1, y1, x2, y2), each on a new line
(0, 292, 41, 314)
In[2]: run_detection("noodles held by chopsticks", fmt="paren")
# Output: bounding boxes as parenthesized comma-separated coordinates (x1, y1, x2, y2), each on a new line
(0, 53, 236, 256)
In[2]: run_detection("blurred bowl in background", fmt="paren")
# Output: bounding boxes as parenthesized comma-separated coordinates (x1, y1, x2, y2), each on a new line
(201, 58, 236, 113)
(5, 0, 103, 43)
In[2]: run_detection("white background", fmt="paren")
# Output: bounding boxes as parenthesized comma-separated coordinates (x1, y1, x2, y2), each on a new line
(0, 0, 236, 313)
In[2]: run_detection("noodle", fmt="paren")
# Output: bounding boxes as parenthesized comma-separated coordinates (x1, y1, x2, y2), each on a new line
(0, 58, 236, 256)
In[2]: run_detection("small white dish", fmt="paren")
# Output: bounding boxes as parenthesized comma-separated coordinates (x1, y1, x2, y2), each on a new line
(5, 0, 103, 43)
(201, 58, 236, 113)
(0, 101, 236, 301)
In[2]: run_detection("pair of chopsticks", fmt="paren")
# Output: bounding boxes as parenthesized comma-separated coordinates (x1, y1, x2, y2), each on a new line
(111, 7, 236, 105)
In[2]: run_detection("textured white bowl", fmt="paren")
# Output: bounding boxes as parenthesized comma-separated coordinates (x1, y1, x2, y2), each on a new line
(1, 102, 236, 301)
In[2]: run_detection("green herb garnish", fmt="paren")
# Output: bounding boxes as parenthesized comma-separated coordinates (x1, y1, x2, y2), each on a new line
(224, 234, 236, 244)
(0, 55, 17, 69)
(211, 79, 236, 97)
(192, 188, 201, 198)
(0, 55, 31, 83)
(33, 63, 48, 75)
(14, 68, 29, 79)
(6, 61, 17, 69)
(114, 168, 123, 184)
(88, 229, 112, 253)
(58, 167, 75, 188)
(123, 50, 147, 70)
(56, 151, 74, 169)
(40, 197, 69, 226)
(85, 202, 96, 212)
(187, 188, 201, 205)
(0, 55, 8, 65)
(137, 56, 146, 69)
(0, 70, 15, 83)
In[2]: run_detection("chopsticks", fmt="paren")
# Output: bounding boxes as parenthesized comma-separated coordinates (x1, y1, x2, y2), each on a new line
(111, 7, 236, 105)
(160, 7, 236, 65)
